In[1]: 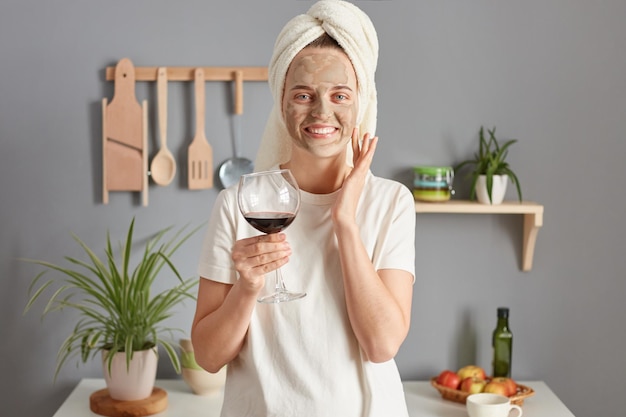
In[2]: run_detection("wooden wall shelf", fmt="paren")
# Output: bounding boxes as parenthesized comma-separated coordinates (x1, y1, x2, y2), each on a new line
(414, 200, 544, 272)
(105, 66, 268, 82)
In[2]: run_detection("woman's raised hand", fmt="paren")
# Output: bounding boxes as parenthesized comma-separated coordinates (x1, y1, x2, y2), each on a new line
(332, 127, 378, 226)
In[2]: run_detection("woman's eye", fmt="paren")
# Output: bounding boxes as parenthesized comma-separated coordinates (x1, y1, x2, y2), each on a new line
(295, 93, 310, 100)
(335, 94, 347, 101)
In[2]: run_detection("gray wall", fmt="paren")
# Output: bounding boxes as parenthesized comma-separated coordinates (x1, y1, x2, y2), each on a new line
(2, 1, 624, 416)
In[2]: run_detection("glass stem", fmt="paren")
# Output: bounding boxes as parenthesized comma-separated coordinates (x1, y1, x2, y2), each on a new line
(274, 267, 287, 293)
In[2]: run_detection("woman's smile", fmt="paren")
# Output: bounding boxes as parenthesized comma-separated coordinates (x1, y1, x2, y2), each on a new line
(304, 124, 340, 138)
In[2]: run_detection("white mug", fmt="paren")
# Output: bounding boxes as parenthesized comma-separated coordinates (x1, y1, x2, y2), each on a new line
(466, 393, 523, 417)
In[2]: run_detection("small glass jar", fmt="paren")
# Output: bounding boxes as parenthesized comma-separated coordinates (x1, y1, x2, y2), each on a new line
(413, 166, 454, 202)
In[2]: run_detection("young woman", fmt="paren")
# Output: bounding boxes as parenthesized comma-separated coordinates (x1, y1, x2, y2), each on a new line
(192, 1, 415, 415)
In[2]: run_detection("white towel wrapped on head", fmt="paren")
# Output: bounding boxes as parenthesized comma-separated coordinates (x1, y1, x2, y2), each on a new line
(255, 0, 379, 171)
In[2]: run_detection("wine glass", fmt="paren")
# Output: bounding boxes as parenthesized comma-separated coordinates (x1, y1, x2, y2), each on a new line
(237, 169, 306, 303)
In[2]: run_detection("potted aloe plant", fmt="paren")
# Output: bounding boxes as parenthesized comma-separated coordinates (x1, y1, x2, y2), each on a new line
(24, 218, 201, 400)
(454, 126, 523, 204)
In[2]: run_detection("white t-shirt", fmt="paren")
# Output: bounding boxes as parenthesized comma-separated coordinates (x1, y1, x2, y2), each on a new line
(197, 171, 416, 417)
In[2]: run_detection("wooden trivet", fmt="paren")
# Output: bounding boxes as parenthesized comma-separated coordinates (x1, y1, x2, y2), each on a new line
(89, 387, 167, 417)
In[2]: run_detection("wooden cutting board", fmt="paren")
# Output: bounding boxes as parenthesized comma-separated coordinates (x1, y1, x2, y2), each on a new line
(102, 58, 148, 206)
(89, 387, 167, 417)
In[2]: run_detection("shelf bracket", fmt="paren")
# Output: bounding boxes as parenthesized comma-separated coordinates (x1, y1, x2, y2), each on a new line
(522, 210, 543, 272)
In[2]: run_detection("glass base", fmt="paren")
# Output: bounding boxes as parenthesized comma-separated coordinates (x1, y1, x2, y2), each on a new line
(257, 290, 307, 304)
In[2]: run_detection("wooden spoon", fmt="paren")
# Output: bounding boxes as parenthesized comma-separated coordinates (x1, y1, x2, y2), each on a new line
(150, 67, 176, 186)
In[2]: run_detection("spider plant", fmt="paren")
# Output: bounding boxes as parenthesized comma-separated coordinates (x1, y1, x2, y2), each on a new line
(23, 218, 202, 380)
(454, 126, 523, 203)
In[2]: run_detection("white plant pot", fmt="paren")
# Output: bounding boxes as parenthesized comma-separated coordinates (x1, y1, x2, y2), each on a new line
(476, 175, 508, 205)
(102, 348, 158, 401)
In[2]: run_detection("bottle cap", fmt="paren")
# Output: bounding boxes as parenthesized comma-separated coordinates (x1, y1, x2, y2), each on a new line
(497, 307, 509, 318)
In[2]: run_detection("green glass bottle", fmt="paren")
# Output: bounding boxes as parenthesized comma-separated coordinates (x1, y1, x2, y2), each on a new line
(492, 307, 513, 378)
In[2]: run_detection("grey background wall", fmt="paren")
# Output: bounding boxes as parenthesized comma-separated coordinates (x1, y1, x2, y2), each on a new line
(1, 1, 624, 416)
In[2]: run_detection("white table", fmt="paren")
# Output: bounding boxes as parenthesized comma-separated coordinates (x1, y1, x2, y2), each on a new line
(53, 378, 575, 417)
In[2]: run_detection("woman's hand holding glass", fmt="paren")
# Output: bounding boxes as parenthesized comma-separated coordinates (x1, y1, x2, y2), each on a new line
(231, 233, 292, 296)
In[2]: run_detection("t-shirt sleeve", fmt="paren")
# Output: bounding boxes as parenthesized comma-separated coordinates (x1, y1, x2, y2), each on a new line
(197, 189, 239, 284)
(375, 185, 416, 280)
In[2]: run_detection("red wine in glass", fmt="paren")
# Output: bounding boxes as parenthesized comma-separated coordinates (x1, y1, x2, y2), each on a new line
(238, 169, 306, 303)
(244, 212, 296, 234)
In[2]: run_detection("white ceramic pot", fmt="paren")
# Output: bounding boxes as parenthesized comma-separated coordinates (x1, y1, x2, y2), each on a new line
(102, 348, 158, 401)
(180, 338, 227, 396)
(476, 175, 508, 205)
(182, 367, 227, 396)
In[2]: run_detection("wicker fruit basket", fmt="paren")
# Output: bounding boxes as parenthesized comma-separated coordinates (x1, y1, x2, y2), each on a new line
(430, 377, 535, 406)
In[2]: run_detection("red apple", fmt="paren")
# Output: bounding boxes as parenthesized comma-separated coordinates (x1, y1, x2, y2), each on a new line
(491, 377, 517, 396)
(436, 370, 461, 389)
(457, 365, 486, 381)
(460, 377, 486, 394)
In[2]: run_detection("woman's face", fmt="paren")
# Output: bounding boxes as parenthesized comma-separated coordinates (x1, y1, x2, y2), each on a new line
(282, 47, 358, 160)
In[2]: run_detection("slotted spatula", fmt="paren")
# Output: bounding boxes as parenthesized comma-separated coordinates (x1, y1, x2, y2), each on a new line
(187, 68, 213, 189)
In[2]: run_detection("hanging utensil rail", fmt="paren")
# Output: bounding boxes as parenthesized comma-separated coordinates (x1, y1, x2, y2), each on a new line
(105, 66, 268, 82)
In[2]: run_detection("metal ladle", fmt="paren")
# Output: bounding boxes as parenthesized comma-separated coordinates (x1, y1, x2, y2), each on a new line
(218, 70, 254, 188)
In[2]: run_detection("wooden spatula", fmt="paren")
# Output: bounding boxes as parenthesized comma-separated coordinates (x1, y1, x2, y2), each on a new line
(187, 68, 213, 189)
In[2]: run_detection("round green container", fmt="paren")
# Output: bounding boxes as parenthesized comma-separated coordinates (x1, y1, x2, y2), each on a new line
(413, 166, 454, 202)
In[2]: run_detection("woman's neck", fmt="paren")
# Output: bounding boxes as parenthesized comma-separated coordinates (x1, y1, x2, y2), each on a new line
(282, 154, 351, 194)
